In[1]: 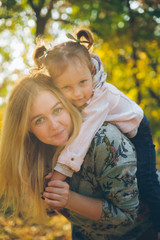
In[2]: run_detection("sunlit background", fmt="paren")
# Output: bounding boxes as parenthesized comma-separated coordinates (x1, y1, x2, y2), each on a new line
(0, 1, 160, 239)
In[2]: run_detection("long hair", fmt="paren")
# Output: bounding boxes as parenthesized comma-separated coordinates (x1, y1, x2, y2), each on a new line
(32, 29, 94, 80)
(0, 72, 81, 221)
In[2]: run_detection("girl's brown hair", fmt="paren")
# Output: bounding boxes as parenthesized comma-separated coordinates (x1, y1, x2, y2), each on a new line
(32, 29, 94, 80)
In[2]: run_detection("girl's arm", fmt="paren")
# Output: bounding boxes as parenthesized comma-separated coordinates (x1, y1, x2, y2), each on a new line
(55, 82, 143, 175)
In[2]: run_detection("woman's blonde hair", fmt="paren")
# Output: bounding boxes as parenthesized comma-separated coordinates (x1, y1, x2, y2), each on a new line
(32, 29, 94, 80)
(0, 72, 81, 221)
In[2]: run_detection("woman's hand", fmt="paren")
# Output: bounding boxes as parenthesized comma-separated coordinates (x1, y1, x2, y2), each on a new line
(43, 180, 70, 209)
(42, 179, 103, 220)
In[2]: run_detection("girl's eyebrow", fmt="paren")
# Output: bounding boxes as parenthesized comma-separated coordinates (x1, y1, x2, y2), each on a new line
(31, 102, 61, 122)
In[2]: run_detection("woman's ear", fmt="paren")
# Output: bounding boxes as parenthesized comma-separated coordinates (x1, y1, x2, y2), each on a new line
(91, 65, 96, 77)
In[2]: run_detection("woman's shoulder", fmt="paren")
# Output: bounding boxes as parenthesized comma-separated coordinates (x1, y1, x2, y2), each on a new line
(94, 122, 129, 145)
(91, 122, 137, 167)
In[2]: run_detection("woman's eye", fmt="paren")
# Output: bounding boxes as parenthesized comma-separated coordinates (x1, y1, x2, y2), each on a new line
(54, 107, 63, 114)
(35, 118, 44, 125)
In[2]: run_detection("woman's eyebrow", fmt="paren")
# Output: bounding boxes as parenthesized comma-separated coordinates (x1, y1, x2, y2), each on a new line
(31, 101, 61, 122)
(31, 113, 42, 122)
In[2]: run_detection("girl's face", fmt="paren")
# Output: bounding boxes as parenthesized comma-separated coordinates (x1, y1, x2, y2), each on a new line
(29, 90, 73, 146)
(53, 59, 93, 108)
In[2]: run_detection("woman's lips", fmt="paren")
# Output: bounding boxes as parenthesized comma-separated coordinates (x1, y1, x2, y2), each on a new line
(51, 129, 65, 138)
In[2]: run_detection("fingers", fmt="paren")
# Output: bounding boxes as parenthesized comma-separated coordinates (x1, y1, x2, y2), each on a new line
(44, 198, 64, 209)
(42, 180, 70, 209)
(45, 180, 69, 197)
(43, 192, 69, 209)
(47, 179, 67, 187)
(45, 172, 53, 180)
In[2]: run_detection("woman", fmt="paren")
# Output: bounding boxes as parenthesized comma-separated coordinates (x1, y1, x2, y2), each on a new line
(0, 72, 157, 239)
(0, 72, 81, 220)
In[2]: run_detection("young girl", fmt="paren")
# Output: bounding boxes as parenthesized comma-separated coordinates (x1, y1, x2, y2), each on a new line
(32, 29, 160, 235)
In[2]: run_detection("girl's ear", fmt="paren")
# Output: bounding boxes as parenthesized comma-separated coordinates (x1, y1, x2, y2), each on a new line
(91, 65, 96, 77)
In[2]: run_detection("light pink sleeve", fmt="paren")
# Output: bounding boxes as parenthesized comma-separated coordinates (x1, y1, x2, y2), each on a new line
(55, 82, 143, 175)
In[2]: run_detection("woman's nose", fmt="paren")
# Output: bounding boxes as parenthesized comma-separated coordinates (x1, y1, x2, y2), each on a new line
(48, 117, 59, 129)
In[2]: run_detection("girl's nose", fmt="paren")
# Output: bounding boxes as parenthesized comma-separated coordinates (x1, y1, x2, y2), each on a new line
(73, 87, 82, 97)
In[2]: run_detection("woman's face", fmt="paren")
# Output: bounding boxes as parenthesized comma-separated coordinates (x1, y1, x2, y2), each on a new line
(29, 90, 73, 146)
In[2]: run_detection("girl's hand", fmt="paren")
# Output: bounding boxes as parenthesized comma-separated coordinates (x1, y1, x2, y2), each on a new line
(45, 172, 53, 180)
(43, 180, 70, 209)
(51, 171, 67, 181)
(44, 171, 66, 181)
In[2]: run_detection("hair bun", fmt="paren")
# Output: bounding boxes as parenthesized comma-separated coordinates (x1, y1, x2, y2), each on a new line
(76, 29, 94, 50)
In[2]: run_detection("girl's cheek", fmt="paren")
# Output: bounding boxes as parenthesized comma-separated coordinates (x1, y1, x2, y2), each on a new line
(63, 93, 71, 100)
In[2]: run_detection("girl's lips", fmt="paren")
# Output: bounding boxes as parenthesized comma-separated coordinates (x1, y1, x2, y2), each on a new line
(73, 98, 85, 105)
(74, 98, 84, 102)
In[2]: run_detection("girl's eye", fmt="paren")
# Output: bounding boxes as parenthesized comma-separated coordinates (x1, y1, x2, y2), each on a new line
(35, 118, 44, 125)
(62, 86, 70, 90)
(80, 80, 87, 85)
